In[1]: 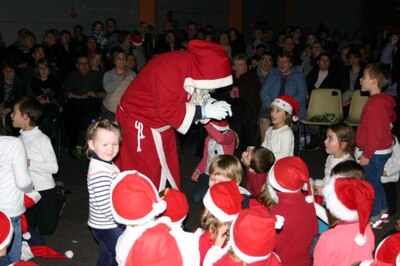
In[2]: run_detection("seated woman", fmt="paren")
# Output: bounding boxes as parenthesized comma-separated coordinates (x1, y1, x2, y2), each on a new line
(306, 52, 340, 96)
(102, 51, 136, 120)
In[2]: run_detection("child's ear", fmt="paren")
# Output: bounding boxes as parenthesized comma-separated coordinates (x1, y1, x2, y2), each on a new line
(88, 139, 95, 151)
(22, 113, 30, 121)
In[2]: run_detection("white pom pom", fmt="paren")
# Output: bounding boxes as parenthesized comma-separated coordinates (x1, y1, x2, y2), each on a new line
(292, 116, 298, 122)
(354, 233, 367, 246)
(153, 200, 167, 216)
(305, 195, 314, 203)
(23, 232, 31, 240)
(65, 250, 74, 258)
(275, 215, 285, 229)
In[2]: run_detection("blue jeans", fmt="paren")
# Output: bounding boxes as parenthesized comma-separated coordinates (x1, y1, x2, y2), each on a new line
(363, 153, 391, 220)
(7, 215, 22, 263)
(91, 226, 123, 266)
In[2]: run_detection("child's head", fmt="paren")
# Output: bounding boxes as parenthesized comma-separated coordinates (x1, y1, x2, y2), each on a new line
(11, 96, 43, 129)
(86, 118, 122, 161)
(361, 63, 390, 91)
(241, 146, 275, 174)
(208, 154, 243, 187)
(270, 95, 299, 129)
(324, 122, 355, 158)
(330, 160, 364, 179)
(323, 177, 374, 246)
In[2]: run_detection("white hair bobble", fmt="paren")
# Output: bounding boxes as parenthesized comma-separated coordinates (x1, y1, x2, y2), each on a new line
(275, 215, 285, 229)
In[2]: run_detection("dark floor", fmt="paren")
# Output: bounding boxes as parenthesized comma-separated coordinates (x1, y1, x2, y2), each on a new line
(31, 141, 400, 266)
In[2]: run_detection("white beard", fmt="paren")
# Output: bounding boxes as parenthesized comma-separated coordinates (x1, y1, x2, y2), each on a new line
(190, 88, 212, 105)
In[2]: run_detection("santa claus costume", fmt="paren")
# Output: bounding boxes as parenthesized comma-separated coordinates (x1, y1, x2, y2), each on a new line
(116, 40, 232, 191)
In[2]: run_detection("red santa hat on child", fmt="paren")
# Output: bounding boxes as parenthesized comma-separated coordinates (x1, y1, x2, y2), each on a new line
(323, 177, 375, 246)
(0, 210, 13, 251)
(374, 232, 400, 265)
(125, 222, 183, 266)
(268, 156, 313, 203)
(161, 188, 189, 224)
(184, 40, 233, 94)
(210, 119, 230, 131)
(22, 191, 42, 240)
(202, 181, 243, 222)
(132, 35, 143, 46)
(229, 209, 284, 263)
(271, 95, 300, 122)
(111, 170, 167, 225)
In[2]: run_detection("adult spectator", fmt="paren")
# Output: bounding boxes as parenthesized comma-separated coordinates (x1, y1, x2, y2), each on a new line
(228, 27, 246, 56)
(62, 55, 105, 158)
(154, 30, 180, 54)
(70, 24, 87, 58)
(246, 28, 269, 59)
(101, 18, 119, 67)
(257, 52, 275, 86)
(281, 37, 302, 66)
(218, 31, 232, 59)
(259, 51, 307, 141)
(306, 52, 340, 95)
(380, 32, 399, 96)
(42, 30, 69, 82)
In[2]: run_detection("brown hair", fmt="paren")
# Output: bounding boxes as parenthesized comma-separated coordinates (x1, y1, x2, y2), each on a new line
(331, 160, 364, 180)
(200, 208, 231, 242)
(248, 146, 275, 174)
(328, 122, 355, 159)
(86, 118, 122, 158)
(364, 63, 390, 89)
(208, 154, 243, 184)
(15, 96, 43, 126)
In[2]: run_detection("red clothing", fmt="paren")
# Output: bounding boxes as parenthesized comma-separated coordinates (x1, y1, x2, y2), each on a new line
(245, 169, 268, 196)
(270, 191, 318, 266)
(214, 252, 282, 266)
(197, 123, 237, 173)
(313, 222, 375, 266)
(199, 230, 215, 265)
(248, 198, 270, 214)
(356, 93, 396, 159)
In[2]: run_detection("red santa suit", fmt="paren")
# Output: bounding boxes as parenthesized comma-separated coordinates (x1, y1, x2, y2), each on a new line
(116, 40, 232, 190)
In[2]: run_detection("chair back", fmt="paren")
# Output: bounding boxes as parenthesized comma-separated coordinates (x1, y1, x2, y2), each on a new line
(344, 90, 368, 126)
(306, 89, 343, 123)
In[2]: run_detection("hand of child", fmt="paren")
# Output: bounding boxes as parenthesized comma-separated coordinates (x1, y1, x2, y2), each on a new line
(214, 224, 229, 248)
(191, 169, 201, 182)
(358, 155, 370, 166)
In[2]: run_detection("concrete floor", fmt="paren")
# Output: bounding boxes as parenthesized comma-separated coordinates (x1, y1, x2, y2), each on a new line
(31, 141, 400, 265)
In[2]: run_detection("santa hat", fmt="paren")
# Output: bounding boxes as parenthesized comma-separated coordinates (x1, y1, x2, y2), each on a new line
(132, 35, 143, 46)
(323, 177, 375, 246)
(230, 209, 284, 263)
(29, 245, 74, 259)
(359, 261, 395, 266)
(268, 156, 313, 203)
(22, 191, 42, 240)
(111, 170, 167, 225)
(184, 40, 232, 94)
(202, 181, 243, 222)
(125, 222, 183, 266)
(210, 119, 229, 131)
(271, 95, 300, 122)
(374, 233, 400, 265)
(0, 210, 13, 250)
(161, 188, 189, 224)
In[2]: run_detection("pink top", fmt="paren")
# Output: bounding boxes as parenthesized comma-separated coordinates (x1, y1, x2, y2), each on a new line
(313, 222, 375, 266)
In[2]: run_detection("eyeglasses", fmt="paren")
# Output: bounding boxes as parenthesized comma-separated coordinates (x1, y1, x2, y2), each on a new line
(261, 58, 272, 62)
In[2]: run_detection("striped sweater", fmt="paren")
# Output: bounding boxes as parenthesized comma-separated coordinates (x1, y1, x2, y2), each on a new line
(87, 156, 120, 229)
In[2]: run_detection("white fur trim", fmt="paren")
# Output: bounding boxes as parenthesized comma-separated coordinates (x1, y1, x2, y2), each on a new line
(323, 178, 358, 222)
(22, 232, 31, 240)
(111, 170, 167, 225)
(359, 260, 373, 266)
(183, 76, 233, 93)
(314, 203, 329, 224)
(211, 123, 230, 131)
(271, 98, 293, 115)
(21, 241, 34, 261)
(292, 116, 298, 122)
(305, 195, 314, 203)
(177, 103, 196, 134)
(268, 165, 300, 193)
(202, 189, 235, 222)
(396, 253, 400, 266)
(354, 233, 367, 246)
(26, 190, 42, 203)
(65, 250, 74, 258)
(275, 215, 285, 229)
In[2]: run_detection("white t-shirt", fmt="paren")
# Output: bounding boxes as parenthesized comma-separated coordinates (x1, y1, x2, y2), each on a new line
(261, 125, 294, 161)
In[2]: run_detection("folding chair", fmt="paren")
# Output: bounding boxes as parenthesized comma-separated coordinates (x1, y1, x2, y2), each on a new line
(344, 90, 368, 127)
(300, 89, 343, 150)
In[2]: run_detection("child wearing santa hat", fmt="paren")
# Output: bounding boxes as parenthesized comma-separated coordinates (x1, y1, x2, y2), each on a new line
(195, 181, 243, 265)
(241, 145, 275, 197)
(261, 95, 299, 160)
(191, 119, 238, 203)
(267, 156, 318, 266)
(313, 177, 376, 266)
(203, 208, 284, 266)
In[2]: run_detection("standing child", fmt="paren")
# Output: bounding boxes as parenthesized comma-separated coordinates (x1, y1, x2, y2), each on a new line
(11, 97, 59, 236)
(356, 63, 396, 224)
(86, 118, 122, 266)
(314, 122, 355, 196)
(261, 95, 299, 160)
(241, 146, 275, 197)
(267, 156, 318, 266)
(313, 178, 375, 266)
(191, 119, 238, 202)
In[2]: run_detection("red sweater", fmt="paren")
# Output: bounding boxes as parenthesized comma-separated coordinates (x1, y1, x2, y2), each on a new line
(270, 191, 318, 266)
(356, 93, 396, 159)
(245, 169, 268, 197)
(214, 252, 282, 266)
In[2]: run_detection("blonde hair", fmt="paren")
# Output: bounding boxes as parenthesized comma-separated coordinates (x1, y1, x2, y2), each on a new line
(209, 154, 243, 184)
(328, 123, 355, 159)
(257, 183, 277, 210)
(86, 118, 122, 158)
(200, 208, 231, 242)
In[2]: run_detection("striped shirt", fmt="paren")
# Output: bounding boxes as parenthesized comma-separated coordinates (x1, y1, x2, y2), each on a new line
(87, 156, 120, 229)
